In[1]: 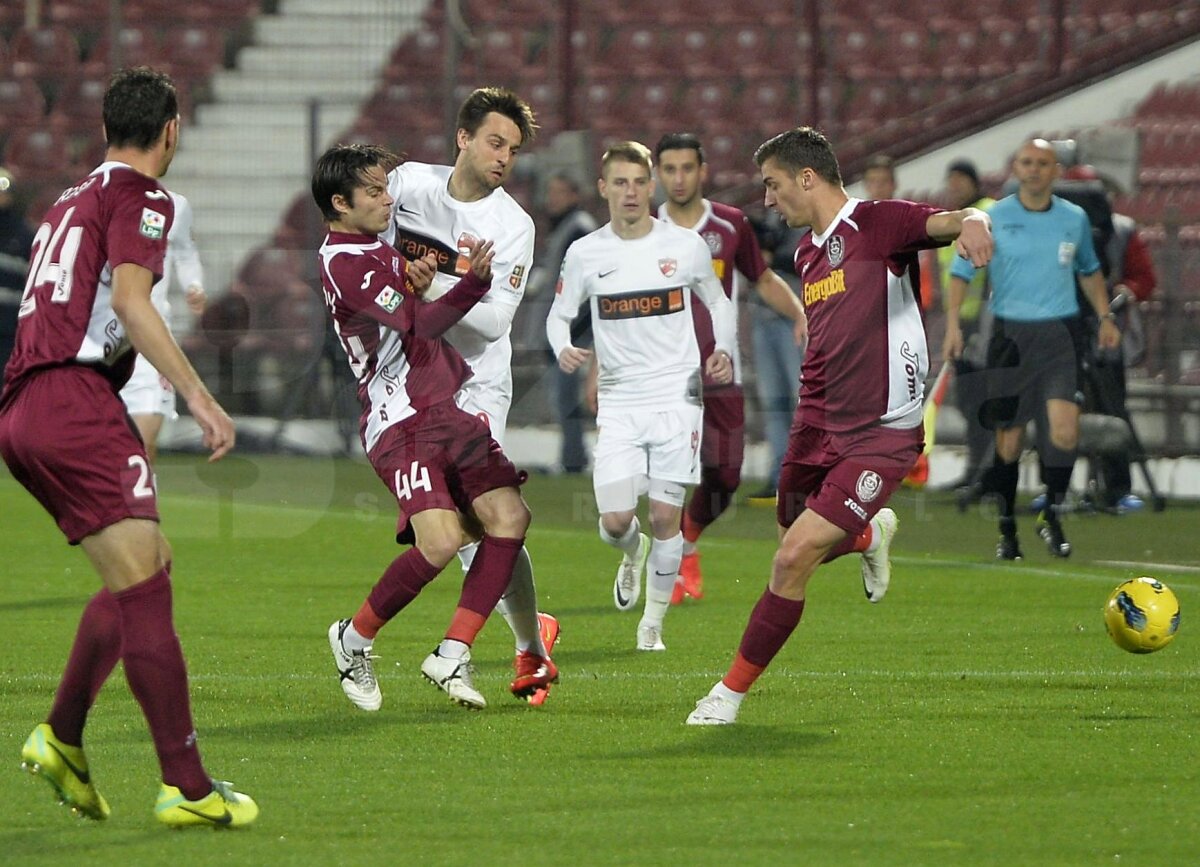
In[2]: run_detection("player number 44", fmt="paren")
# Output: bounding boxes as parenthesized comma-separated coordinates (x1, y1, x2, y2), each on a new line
(394, 461, 432, 501)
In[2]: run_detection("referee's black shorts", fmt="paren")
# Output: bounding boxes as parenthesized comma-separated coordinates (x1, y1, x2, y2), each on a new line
(979, 315, 1086, 429)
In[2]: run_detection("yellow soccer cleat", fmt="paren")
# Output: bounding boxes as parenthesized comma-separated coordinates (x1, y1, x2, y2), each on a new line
(155, 779, 259, 828)
(20, 722, 111, 820)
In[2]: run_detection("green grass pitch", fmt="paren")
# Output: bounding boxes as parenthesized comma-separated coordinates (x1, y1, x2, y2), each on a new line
(1, 455, 1197, 866)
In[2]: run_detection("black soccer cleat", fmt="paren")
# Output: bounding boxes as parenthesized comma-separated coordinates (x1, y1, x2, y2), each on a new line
(1036, 511, 1071, 558)
(996, 534, 1023, 561)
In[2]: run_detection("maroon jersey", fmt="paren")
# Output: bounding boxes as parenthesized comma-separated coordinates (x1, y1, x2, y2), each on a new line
(658, 199, 766, 384)
(1, 162, 173, 402)
(317, 231, 490, 451)
(793, 198, 943, 432)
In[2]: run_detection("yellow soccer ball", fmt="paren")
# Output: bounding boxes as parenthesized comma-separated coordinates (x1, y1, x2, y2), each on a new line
(1104, 577, 1180, 654)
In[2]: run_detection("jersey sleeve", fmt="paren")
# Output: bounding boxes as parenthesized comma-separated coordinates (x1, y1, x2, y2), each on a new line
(168, 194, 204, 289)
(108, 180, 173, 282)
(1073, 211, 1102, 276)
(734, 212, 768, 282)
(546, 243, 588, 357)
(867, 199, 946, 257)
(452, 216, 532, 341)
(949, 253, 978, 282)
(687, 234, 736, 354)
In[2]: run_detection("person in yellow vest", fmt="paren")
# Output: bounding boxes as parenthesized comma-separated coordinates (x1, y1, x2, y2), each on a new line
(937, 159, 995, 505)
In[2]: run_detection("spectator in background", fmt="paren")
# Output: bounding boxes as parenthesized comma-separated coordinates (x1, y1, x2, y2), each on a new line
(749, 210, 806, 501)
(0, 167, 36, 383)
(1063, 166, 1157, 512)
(536, 173, 597, 474)
(937, 159, 996, 503)
(862, 154, 897, 200)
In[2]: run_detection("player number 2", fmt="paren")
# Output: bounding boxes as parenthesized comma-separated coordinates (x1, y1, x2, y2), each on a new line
(394, 461, 432, 501)
(127, 455, 155, 498)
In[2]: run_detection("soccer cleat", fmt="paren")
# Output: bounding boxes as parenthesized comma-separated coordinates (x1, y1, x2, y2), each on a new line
(685, 691, 740, 726)
(328, 620, 381, 711)
(524, 612, 560, 706)
(670, 577, 686, 606)
(421, 649, 486, 709)
(996, 534, 1024, 561)
(613, 533, 649, 611)
(1116, 493, 1144, 514)
(155, 779, 258, 828)
(511, 651, 559, 702)
(1036, 511, 1072, 558)
(20, 723, 110, 820)
(677, 550, 704, 602)
(860, 508, 897, 603)
(636, 622, 666, 651)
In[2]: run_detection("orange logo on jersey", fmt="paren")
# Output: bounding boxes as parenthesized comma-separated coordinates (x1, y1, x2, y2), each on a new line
(597, 287, 685, 320)
(803, 268, 846, 307)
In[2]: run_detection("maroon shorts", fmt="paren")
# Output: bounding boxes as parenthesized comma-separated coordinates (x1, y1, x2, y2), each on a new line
(776, 422, 923, 536)
(701, 384, 745, 472)
(368, 401, 525, 544)
(0, 366, 158, 545)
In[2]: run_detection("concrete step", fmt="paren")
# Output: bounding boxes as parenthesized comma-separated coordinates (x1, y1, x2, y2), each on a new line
(211, 72, 372, 103)
(194, 102, 357, 131)
(238, 45, 385, 76)
(253, 14, 414, 48)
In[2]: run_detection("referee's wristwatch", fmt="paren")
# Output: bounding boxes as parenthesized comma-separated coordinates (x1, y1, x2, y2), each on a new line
(1100, 311, 1117, 322)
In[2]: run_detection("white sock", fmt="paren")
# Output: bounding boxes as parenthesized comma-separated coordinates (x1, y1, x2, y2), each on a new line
(642, 532, 682, 627)
(457, 539, 480, 573)
(711, 681, 745, 704)
(341, 621, 372, 653)
(437, 639, 470, 659)
(599, 516, 642, 557)
(865, 517, 882, 554)
(494, 546, 543, 654)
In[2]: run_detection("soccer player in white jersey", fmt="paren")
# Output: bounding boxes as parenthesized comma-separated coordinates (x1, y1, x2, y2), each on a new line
(119, 190, 205, 463)
(547, 141, 736, 651)
(382, 87, 559, 703)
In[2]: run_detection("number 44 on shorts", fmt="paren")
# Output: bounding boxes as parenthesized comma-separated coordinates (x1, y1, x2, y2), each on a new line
(394, 461, 432, 501)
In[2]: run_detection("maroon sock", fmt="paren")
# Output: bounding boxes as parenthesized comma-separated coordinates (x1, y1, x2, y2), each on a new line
(364, 547, 441, 626)
(457, 535, 524, 616)
(736, 587, 806, 668)
(115, 569, 210, 800)
(47, 590, 122, 747)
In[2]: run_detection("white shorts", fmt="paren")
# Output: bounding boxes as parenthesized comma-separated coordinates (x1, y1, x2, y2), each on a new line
(456, 379, 512, 447)
(592, 406, 702, 511)
(119, 355, 178, 420)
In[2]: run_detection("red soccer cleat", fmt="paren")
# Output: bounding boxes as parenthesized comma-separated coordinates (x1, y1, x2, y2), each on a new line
(677, 551, 704, 601)
(514, 612, 560, 706)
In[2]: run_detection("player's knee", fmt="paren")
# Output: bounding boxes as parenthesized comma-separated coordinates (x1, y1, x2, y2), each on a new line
(415, 522, 463, 568)
(599, 512, 633, 539)
(483, 496, 530, 540)
(648, 507, 681, 539)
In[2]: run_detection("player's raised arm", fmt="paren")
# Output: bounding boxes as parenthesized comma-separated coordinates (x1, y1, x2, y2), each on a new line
(927, 206, 993, 267)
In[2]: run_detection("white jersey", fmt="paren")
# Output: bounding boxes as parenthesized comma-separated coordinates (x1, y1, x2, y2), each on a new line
(383, 162, 534, 410)
(153, 191, 203, 324)
(548, 219, 736, 411)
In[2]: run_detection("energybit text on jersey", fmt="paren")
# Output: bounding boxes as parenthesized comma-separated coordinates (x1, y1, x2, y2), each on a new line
(596, 287, 685, 319)
(803, 269, 847, 307)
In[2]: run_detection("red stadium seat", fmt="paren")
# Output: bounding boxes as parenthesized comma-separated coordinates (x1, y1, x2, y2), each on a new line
(81, 26, 163, 78)
(2, 127, 77, 181)
(9, 25, 82, 83)
(161, 26, 226, 77)
(47, 77, 107, 136)
(0, 78, 48, 130)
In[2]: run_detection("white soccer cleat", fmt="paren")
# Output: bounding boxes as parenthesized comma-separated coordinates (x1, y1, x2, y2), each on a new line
(861, 507, 898, 603)
(686, 691, 740, 726)
(613, 533, 649, 611)
(421, 649, 486, 709)
(328, 619, 381, 711)
(636, 621, 666, 651)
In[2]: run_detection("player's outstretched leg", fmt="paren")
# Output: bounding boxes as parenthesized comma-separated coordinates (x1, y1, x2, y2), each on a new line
(155, 779, 259, 828)
(328, 619, 382, 711)
(860, 508, 898, 603)
(20, 723, 111, 820)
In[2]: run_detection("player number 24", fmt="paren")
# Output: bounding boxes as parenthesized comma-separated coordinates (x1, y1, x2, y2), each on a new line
(18, 207, 83, 317)
(394, 461, 432, 501)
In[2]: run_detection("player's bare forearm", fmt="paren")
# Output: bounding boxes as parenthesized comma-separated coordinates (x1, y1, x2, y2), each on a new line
(1082, 271, 1122, 349)
(929, 208, 993, 267)
(755, 270, 804, 321)
(942, 276, 969, 361)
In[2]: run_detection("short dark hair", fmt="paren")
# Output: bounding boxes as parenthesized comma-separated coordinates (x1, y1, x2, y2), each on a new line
(654, 132, 705, 164)
(863, 154, 895, 178)
(102, 66, 178, 151)
(311, 143, 399, 222)
(457, 87, 538, 146)
(754, 127, 843, 186)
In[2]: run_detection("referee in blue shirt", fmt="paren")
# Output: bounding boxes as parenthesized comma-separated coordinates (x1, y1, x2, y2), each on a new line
(944, 138, 1120, 560)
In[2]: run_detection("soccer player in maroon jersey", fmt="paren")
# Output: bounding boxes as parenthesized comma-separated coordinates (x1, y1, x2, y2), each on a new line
(654, 133, 807, 604)
(686, 127, 992, 725)
(0, 68, 257, 826)
(314, 144, 551, 712)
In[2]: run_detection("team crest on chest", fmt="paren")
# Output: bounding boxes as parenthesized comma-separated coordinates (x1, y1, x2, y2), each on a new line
(702, 231, 722, 254)
(856, 470, 882, 503)
(659, 258, 677, 277)
(827, 234, 845, 267)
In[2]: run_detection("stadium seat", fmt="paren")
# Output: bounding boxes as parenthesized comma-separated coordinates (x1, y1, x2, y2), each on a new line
(161, 26, 226, 78)
(47, 77, 107, 135)
(2, 127, 77, 182)
(0, 78, 48, 130)
(9, 25, 82, 84)
(81, 26, 163, 78)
